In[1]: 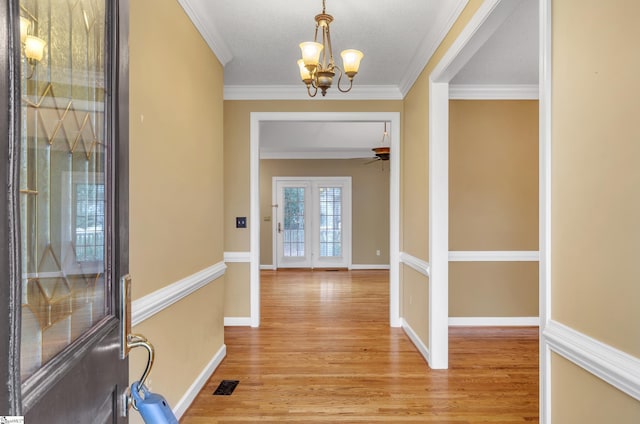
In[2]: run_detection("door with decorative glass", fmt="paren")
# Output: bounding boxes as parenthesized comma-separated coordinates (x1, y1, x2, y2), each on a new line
(0, 0, 130, 421)
(274, 177, 351, 269)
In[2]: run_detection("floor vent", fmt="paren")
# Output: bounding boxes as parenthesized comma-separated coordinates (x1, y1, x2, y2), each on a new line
(213, 380, 239, 396)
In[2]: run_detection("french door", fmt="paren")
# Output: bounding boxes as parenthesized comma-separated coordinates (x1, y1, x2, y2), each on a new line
(1, 0, 130, 421)
(274, 177, 351, 269)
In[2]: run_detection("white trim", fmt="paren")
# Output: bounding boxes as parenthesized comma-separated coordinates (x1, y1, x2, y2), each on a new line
(224, 317, 252, 327)
(399, 0, 469, 96)
(449, 84, 539, 100)
(260, 264, 276, 271)
(250, 115, 261, 328)
(177, 0, 233, 66)
(399, 252, 431, 277)
(448, 250, 540, 262)
(544, 320, 640, 402)
(250, 112, 401, 329)
(132, 261, 226, 327)
(224, 251, 251, 263)
(428, 81, 449, 370)
(224, 85, 403, 101)
(401, 319, 431, 366)
(449, 317, 540, 326)
(173, 344, 227, 419)
(539, 0, 552, 421)
(430, 0, 516, 83)
(350, 264, 390, 270)
(260, 149, 374, 160)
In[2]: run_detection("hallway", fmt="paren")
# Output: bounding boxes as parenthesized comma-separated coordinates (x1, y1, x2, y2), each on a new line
(181, 270, 538, 423)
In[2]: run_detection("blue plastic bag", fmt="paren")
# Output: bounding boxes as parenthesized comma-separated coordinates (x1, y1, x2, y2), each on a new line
(130, 381, 178, 424)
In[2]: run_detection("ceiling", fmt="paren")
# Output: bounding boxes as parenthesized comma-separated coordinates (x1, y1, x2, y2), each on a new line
(178, 0, 538, 158)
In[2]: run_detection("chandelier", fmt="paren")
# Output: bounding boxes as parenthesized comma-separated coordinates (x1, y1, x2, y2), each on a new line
(297, 0, 364, 97)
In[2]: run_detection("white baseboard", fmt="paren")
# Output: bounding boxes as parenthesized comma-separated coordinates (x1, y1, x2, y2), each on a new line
(350, 264, 390, 270)
(173, 344, 227, 418)
(260, 264, 276, 270)
(449, 317, 540, 326)
(224, 317, 252, 326)
(401, 318, 431, 366)
(544, 320, 640, 401)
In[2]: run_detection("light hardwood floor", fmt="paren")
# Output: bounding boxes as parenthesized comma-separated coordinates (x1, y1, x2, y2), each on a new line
(181, 270, 539, 423)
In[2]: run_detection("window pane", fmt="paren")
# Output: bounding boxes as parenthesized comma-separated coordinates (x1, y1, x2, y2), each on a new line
(19, 0, 109, 381)
(319, 186, 342, 258)
(283, 187, 305, 257)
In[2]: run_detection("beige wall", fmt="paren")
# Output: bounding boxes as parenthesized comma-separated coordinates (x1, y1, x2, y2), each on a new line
(129, 0, 225, 418)
(552, 354, 640, 423)
(551, 0, 640, 420)
(260, 159, 390, 266)
(449, 100, 538, 251)
(449, 100, 538, 317)
(223, 100, 402, 317)
(399, 0, 483, 348)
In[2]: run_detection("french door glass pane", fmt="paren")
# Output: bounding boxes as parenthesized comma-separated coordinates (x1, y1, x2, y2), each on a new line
(283, 187, 305, 257)
(319, 187, 342, 258)
(19, 0, 109, 381)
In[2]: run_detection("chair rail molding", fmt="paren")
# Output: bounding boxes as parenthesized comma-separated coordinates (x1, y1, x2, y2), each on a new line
(399, 252, 431, 277)
(132, 261, 226, 326)
(544, 320, 640, 402)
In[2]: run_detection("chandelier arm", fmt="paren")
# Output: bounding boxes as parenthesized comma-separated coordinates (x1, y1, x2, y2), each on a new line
(306, 84, 318, 98)
(336, 66, 353, 93)
(325, 25, 335, 67)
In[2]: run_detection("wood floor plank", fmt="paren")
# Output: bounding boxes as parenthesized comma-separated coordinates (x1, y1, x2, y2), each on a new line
(181, 270, 539, 423)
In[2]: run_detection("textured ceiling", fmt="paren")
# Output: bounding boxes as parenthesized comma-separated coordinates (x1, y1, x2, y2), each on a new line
(179, 0, 539, 157)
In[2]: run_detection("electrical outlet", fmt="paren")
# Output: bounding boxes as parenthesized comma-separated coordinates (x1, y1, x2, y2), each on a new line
(236, 217, 247, 228)
(376, 249, 381, 256)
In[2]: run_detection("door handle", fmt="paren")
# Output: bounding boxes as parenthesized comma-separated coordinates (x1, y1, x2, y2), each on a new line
(120, 275, 156, 413)
(278, 222, 282, 233)
(120, 275, 154, 386)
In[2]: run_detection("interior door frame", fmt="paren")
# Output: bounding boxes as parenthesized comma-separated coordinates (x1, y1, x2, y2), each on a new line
(0, 0, 130, 416)
(427, 0, 548, 393)
(251, 112, 401, 328)
(273, 176, 353, 270)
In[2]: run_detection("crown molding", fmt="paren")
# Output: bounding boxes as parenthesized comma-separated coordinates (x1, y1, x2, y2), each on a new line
(260, 149, 374, 160)
(178, 0, 233, 65)
(449, 84, 539, 99)
(224, 85, 403, 101)
(399, 0, 469, 96)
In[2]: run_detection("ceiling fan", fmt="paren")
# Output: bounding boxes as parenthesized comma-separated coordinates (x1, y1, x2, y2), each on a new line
(365, 122, 390, 164)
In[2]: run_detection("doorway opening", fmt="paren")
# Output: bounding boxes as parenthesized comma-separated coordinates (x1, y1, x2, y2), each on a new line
(250, 112, 401, 328)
